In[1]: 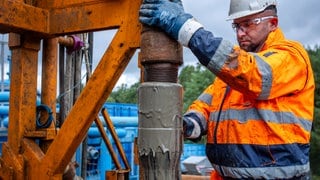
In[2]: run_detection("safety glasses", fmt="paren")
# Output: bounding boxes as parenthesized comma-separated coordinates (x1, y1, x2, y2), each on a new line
(232, 16, 276, 33)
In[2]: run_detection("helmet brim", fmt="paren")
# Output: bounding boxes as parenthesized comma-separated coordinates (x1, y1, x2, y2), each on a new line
(226, 9, 264, 21)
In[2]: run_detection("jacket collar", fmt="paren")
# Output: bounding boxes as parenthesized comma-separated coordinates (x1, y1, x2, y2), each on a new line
(260, 28, 285, 51)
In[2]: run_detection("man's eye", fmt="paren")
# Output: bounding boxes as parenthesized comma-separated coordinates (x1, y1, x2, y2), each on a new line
(242, 22, 250, 27)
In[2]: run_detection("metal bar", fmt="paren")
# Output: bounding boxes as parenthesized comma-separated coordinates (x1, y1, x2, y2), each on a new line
(40, 14, 140, 175)
(3, 33, 41, 179)
(35, 0, 117, 8)
(58, 42, 66, 127)
(101, 108, 130, 170)
(39, 37, 58, 152)
(58, 36, 75, 47)
(0, 0, 48, 34)
(7, 33, 40, 154)
(73, 34, 84, 179)
(81, 33, 92, 179)
(94, 116, 122, 170)
(0, 0, 136, 37)
(0, 0, 142, 178)
(41, 38, 58, 118)
(73, 37, 82, 106)
(106, 170, 130, 180)
(48, 1, 126, 35)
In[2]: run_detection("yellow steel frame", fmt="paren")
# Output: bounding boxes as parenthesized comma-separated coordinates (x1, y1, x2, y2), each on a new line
(0, 0, 142, 179)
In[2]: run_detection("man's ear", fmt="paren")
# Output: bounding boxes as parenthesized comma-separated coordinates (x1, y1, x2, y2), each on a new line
(270, 17, 278, 30)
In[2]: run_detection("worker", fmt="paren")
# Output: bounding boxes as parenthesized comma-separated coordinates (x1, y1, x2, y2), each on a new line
(139, 0, 315, 179)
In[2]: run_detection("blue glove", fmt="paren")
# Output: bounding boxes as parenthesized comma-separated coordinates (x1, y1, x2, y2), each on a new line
(139, 0, 193, 40)
(183, 116, 195, 138)
(183, 116, 203, 142)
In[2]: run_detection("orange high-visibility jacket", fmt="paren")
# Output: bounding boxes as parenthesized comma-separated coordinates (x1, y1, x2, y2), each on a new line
(184, 28, 315, 179)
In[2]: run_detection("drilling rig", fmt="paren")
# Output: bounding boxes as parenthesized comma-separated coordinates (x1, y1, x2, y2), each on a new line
(0, 0, 191, 179)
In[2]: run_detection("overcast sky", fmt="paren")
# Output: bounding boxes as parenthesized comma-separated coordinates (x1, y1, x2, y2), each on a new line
(1, 0, 320, 90)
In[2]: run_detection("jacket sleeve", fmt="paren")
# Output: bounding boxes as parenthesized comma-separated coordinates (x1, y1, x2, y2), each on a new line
(183, 83, 216, 139)
(188, 28, 311, 100)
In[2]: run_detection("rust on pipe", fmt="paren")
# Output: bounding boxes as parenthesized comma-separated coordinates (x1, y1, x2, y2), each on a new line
(140, 27, 183, 64)
(101, 108, 131, 170)
(39, 37, 59, 152)
(58, 36, 74, 47)
(143, 62, 179, 82)
(94, 116, 122, 170)
(140, 26, 182, 83)
(41, 38, 58, 125)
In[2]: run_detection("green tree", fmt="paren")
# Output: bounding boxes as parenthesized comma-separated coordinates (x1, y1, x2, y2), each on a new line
(307, 46, 320, 178)
(107, 82, 139, 103)
(179, 63, 215, 112)
(179, 65, 196, 87)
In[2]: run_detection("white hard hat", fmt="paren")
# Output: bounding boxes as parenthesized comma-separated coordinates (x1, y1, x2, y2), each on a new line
(227, 0, 277, 20)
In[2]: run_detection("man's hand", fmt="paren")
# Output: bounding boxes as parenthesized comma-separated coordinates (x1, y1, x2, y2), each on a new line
(139, 0, 193, 40)
(183, 116, 195, 138)
(183, 116, 203, 142)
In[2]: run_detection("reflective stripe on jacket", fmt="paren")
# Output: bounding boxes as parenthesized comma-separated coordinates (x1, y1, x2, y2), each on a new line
(185, 28, 315, 179)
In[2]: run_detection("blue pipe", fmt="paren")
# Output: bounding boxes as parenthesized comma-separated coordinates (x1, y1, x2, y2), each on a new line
(92, 116, 138, 128)
(0, 91, 40, 104)
(88, 127, 127, 138)
(3, 116, 8, 128)
(0, 92, 10, 102)
(0, 106, 9, 116)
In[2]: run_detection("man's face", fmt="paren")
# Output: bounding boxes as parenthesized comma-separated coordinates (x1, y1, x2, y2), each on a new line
(232, 11, 278, 52)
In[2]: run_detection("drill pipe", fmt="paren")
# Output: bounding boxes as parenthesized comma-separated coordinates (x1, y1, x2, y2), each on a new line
(140, 27, 183, 82)
(138, 25, 183, 180)
(138, 82, 183, 180)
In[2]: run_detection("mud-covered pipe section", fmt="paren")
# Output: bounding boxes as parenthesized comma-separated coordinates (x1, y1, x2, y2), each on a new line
(138, 25, 183, 180)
